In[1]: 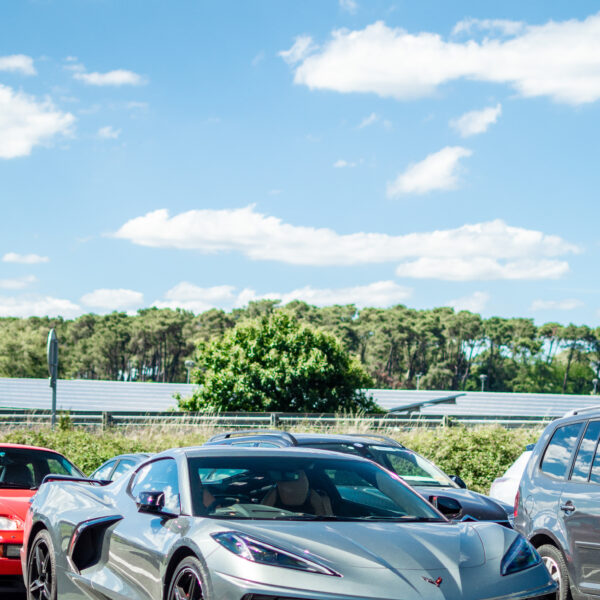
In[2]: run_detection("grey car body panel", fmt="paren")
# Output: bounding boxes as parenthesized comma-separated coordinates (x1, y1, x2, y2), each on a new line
(204, 432, 513, 525)
(515, 412, 600, 600)
(25, 447, 555, 600)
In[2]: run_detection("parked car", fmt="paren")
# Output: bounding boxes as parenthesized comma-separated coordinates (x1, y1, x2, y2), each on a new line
(204, 431, 514, 525)
(90, 453, 151, 482)
(0, 443, 82, 590)
(515, 406, 600, 600)
(22, 446, 555, 600)
(490, 445, 534, 506)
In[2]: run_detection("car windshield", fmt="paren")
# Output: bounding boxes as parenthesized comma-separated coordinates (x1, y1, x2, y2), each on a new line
(365, 446, 456, 488)
(0, 447, 80, 489)
(188, 455, 443, 521)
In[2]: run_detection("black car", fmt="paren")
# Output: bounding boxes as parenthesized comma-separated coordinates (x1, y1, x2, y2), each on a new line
(514, 406, 600, 600)
(90, 452, 151, 482)
(204, 430, 513, 526)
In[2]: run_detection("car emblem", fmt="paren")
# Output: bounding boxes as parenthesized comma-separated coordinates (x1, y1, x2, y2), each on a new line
(422, 576, 443, 587)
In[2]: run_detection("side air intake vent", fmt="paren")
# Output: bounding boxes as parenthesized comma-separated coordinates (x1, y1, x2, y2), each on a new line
(69, 515, 122, 573)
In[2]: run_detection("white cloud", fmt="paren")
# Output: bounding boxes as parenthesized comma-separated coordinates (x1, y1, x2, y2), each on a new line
(279, 35, 318, 65)
(452, 18, 525, 37)
(155, 280, 411, 313)
(450, 103, 502, 137)
(333, 159, 356, 168)
(531, 298, 583, 311)
(0, 296, 80, 318)
(0, 275, 36, 290)
(0, 85, 74, 159)
(0, 54, 36, 75)
(396, 257, 569, 281)
(80, 288, 143, 310)
(98, 125, 121, 139)
(252, 51, 265, 67)
(358, 112, 378, 128)
(339, 0, 358, 14)
(448, 291, 490, 313)
(256, 280, 411, 308)
(288, 15, 600, 104)
(387, 146, 472, 196)
(74, 69, 145, 86)
(2, 252, 49, 264)
(153, 282, 237, 313)
(114, 207, 578, 281)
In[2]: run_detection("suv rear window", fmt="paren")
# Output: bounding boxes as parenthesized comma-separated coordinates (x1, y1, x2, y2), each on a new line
(540, 423, 584, 479)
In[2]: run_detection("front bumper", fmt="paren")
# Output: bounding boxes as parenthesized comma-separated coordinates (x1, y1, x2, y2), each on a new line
(0, 529, 23, 576)
(212, 571, 557, 600)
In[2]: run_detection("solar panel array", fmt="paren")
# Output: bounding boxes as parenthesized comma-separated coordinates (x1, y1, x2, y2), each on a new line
(0, 377, 598, 417)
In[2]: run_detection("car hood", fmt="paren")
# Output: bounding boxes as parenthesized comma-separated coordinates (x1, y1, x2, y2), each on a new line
(0, 489, 35, 522)
(416, 486, 511, 522)
(215, 520, 511, 570)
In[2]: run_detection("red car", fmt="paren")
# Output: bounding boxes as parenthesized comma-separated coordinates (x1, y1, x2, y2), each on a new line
(0, 443, 82, 584)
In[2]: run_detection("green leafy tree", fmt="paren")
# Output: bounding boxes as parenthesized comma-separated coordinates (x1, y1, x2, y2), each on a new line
(180, 312, 377, 413)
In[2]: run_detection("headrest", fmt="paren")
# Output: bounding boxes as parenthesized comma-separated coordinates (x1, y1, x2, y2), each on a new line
(3, 463, 34, 487)
(277, 470, 309, 506)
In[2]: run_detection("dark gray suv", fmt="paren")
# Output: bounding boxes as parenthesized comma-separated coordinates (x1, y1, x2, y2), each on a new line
(515, 406, 600, 600)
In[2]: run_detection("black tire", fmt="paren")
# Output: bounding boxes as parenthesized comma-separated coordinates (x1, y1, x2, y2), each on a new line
(167, 556, 204, 600)
(538, 544, 571, 600)
(26, 529, 57, 600)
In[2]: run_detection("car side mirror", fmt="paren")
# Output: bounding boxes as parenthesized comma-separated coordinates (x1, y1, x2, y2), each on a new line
(450, 474, 467, 489)
(432, 495, 462, 519)
(137, 491, 176, 517)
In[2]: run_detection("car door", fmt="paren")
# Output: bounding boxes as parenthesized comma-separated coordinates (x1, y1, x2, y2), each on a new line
(104, 458, 185, 600)
(561, 419, 600, 596)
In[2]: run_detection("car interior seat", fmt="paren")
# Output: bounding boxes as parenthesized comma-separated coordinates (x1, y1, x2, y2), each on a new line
(2, 462, 34, 488)
(262, 470, 333, 516)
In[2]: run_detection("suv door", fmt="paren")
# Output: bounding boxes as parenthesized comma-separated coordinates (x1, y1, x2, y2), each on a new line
(561, 419, 600, 596)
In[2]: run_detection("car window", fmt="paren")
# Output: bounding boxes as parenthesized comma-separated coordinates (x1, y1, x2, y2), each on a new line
(112, 458, 138, 480)
(231, 441, 257, 447)
(92, 460, 116, 480)
(306, 443, 364, 456)
(571, 421, 600, 482)
(131, 458, 180, 514)
(0, 447, 80, 488)
(540, 423, 584, 479)
(257, 442, 280, 448)
(589, 443, 600, 484)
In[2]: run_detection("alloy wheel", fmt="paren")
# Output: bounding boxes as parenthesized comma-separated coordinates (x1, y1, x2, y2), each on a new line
(28, 539, 53, 600)
(169, 566, 203, 600)
(543, 555, 562, 587)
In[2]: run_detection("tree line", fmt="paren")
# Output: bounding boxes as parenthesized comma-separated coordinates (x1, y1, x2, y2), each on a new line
(1, 300, 599, 394)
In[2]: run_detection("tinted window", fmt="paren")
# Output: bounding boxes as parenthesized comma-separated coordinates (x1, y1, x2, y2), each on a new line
(306, 443, 364, 456)
(590, 445, 600, 484)
(187, 455, 442, 522)
(92, 460, 116, 481)
(111, 458, 138, 480)
(0, 447, 80, 488)
(131, 459, 180, 513)
(540, 423, 584, 479)
(571, 421, 600, 482)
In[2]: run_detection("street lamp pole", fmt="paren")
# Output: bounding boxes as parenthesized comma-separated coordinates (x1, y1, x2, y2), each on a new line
(416, 373, 423, 391)
(479, 374, 488, 392)
(47, 329, 59, 428)
(593, 378, 599, 395)
(185, 360, 195, 384)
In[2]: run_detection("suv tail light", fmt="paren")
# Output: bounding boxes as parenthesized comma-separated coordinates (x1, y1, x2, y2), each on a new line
(514, 490, 519, 519)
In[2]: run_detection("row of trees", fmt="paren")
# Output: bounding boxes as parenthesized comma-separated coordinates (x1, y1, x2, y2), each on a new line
(1, 300, 599, 394)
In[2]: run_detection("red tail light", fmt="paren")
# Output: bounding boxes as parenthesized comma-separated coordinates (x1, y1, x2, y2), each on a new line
(514, 490, 520, 519)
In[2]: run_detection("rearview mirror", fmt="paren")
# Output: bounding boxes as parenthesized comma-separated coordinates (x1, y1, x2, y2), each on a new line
(431, 495, 462, 519)
(450, 474, 467, 489)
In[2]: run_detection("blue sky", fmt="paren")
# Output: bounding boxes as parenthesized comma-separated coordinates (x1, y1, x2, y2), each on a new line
(1, 0, 599, 324)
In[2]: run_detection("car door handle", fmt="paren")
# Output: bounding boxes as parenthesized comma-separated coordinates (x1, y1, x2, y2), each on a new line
(560, 503, 576, 513)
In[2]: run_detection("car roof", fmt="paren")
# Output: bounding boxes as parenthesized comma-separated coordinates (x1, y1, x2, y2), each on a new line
(0, 442, 68, 455)
(206, 430, 405, 449)
(165, 445, 373, 461)
(105, 453, 151, 461)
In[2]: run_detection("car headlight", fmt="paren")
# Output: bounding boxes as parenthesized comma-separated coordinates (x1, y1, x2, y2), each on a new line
(211, 531, 339, 576)
(501, 535, 540, 576)
(0, 517, 18, 530)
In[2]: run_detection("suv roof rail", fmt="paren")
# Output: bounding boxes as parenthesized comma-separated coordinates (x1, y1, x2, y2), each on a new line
(207, 429, 298, 446)
(563, 404, 600, 417)
(347, 433, 405, 448)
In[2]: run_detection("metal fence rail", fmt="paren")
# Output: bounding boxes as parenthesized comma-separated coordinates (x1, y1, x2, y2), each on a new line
(0, 409, 555, 430)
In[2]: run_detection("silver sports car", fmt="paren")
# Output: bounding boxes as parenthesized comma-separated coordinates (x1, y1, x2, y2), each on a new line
(21, 447, 555, 600)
